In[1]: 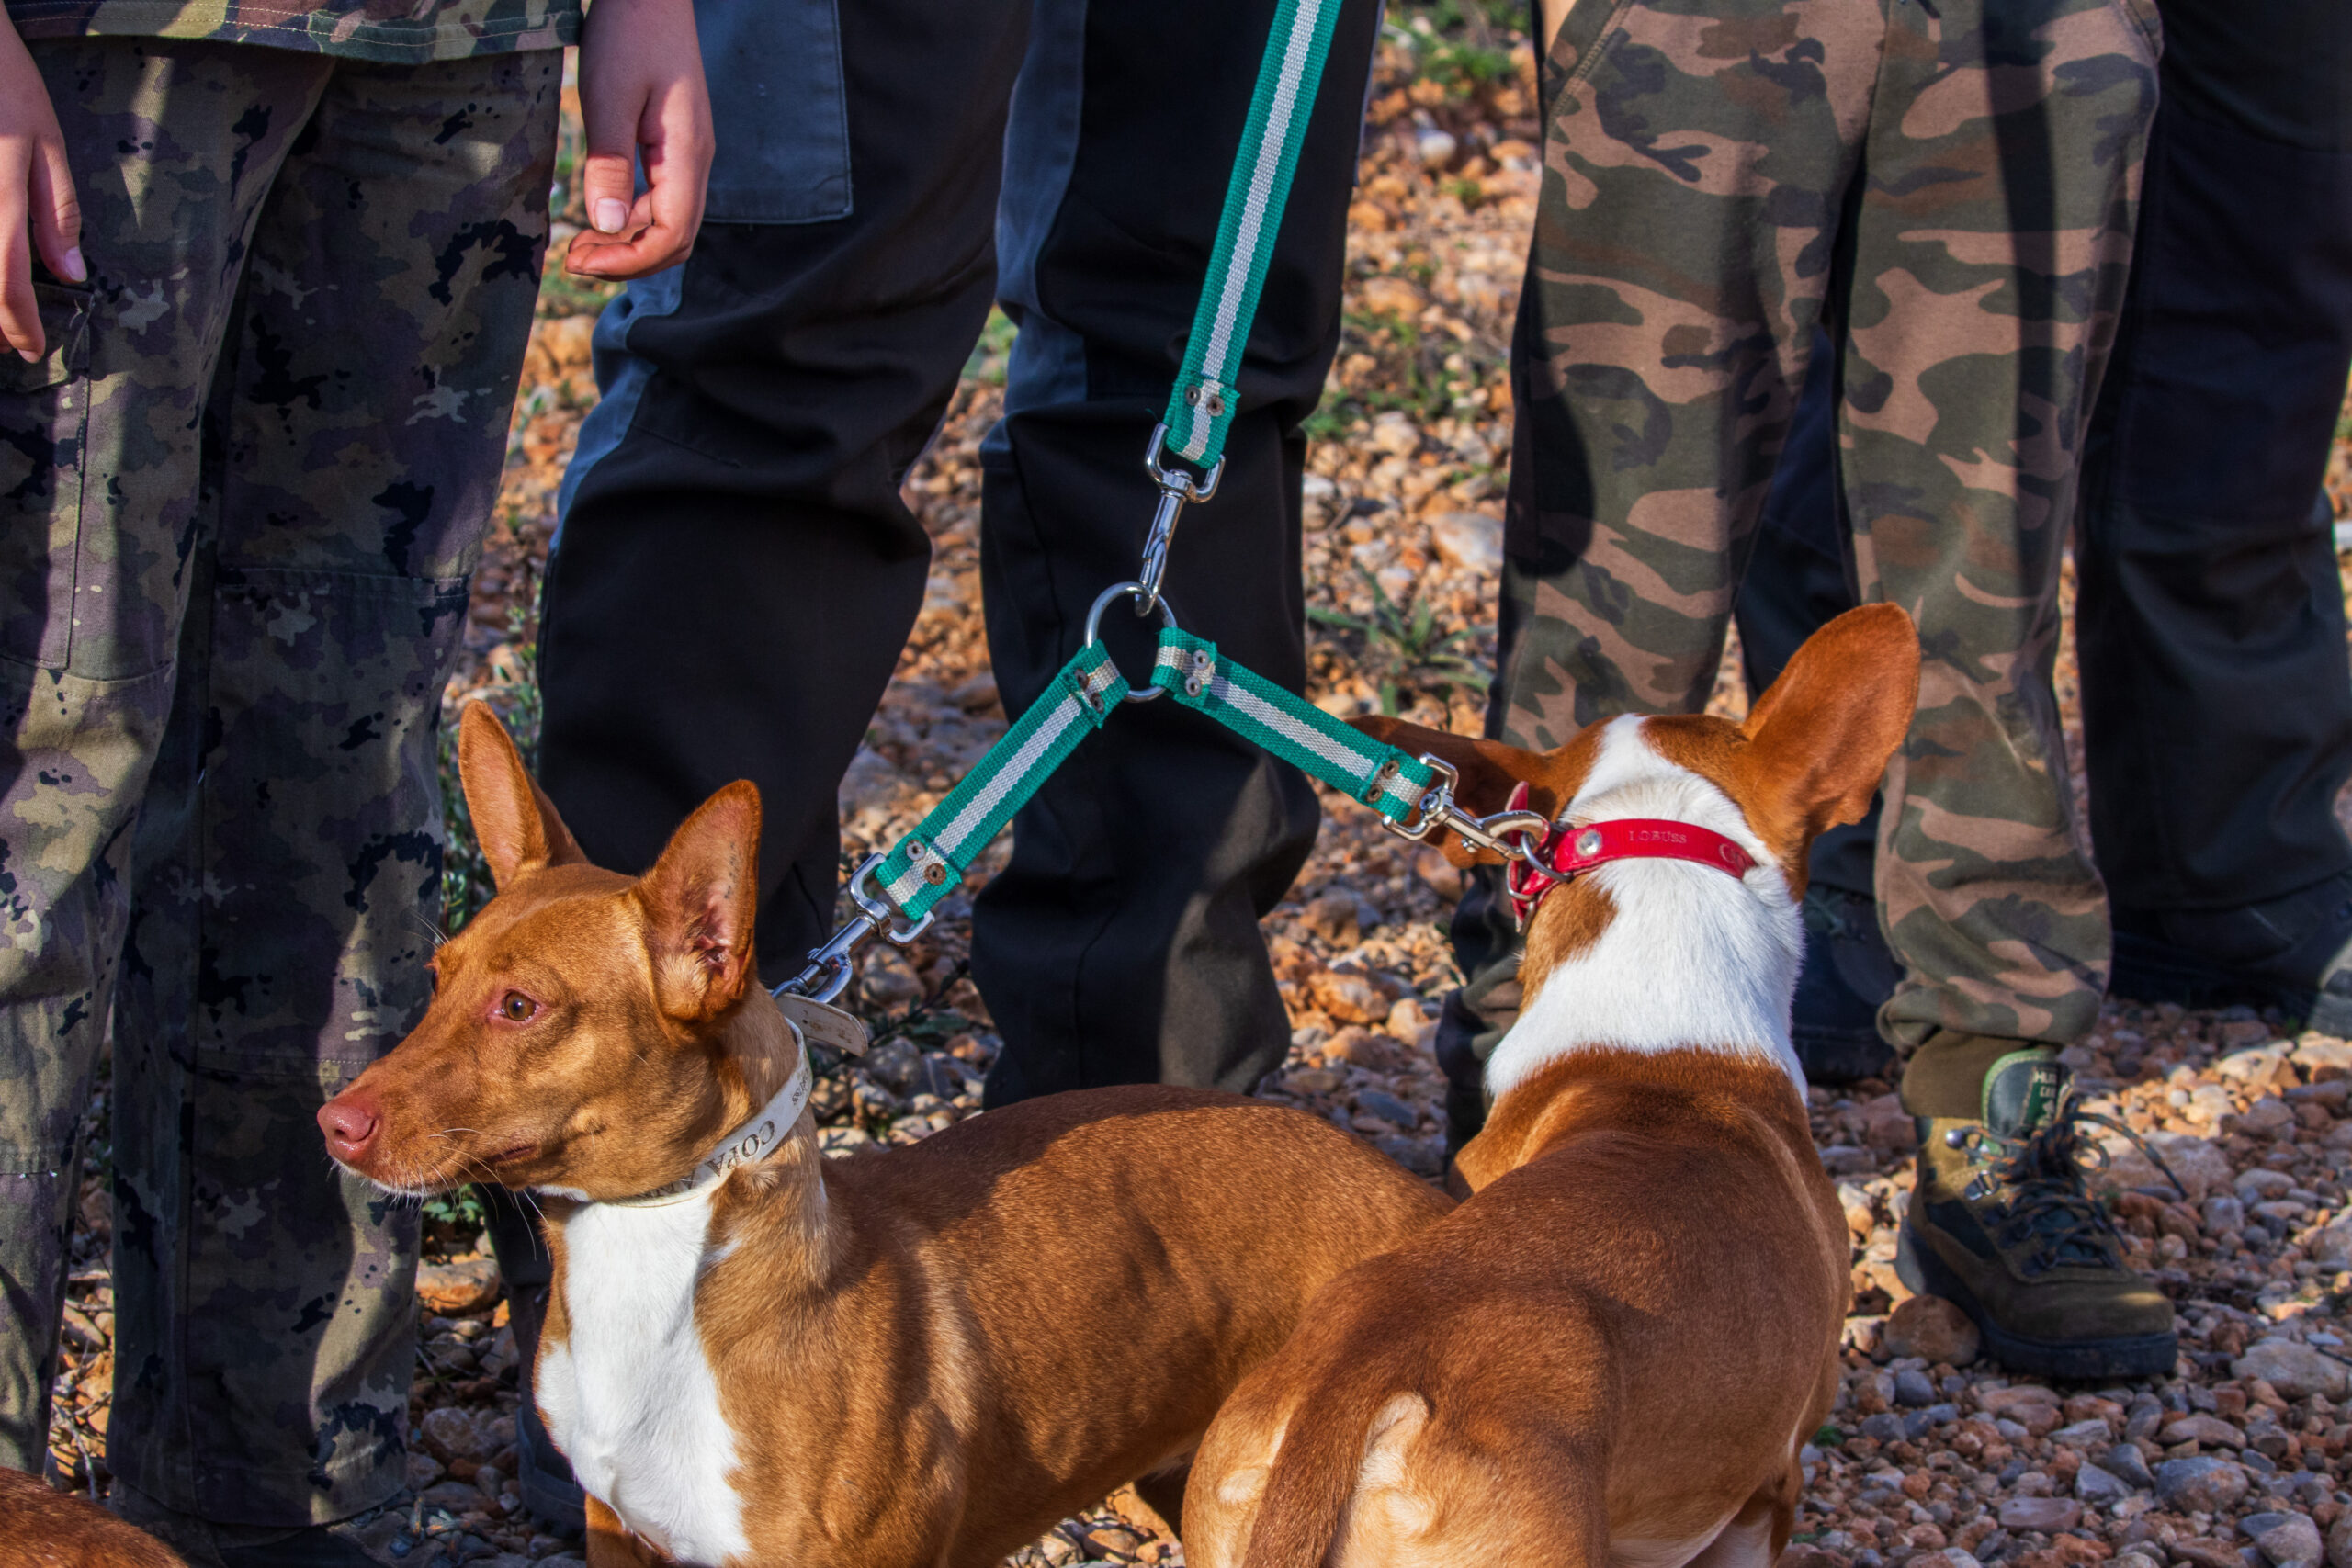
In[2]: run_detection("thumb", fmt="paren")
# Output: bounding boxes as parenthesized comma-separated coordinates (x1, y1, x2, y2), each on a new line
(29, 136, 83, 283)
(580, 80, 644, 234)
(580, 148, 637, 235)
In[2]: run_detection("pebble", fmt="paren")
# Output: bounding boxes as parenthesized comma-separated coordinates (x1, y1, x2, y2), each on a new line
(2235, 1339, 2352, 1403)
(1882, 1294, 1981, 1367)
(2244, 1511, 2325, 1568)
(1998, 1496, 2083, 1533)
(2075, 1462, 2132, 1504)
(419, 1405, 492, 1462)
(2165, 1413, 2251, 1448)
(1427, 511, 1502, 574)
(415, 1258, 502, 1317)
(2157, 1456, 2253, 1513)
(2102, 1442, 2159, 1491)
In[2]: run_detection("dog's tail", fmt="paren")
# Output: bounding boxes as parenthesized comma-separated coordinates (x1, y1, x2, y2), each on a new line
(1238, 1372, 1421, 1568)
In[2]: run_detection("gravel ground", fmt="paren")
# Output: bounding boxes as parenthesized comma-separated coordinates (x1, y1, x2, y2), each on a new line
(39, 14, 2352, 1567)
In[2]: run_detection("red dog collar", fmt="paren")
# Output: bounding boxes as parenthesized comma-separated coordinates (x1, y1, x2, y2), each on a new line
(1499, 783, 1757, 929)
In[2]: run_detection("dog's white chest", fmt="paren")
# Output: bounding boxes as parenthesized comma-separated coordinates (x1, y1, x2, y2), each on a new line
(536, 1194, 751, 1566)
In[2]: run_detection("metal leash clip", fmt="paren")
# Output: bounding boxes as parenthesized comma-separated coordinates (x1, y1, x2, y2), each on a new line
(774, 852, 936, 1005)
(1380, 755, 1550, 863)
(1136, 423, 1226, 615)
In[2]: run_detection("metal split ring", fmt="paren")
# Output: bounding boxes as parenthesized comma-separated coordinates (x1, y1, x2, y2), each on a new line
(1081, 582, 1179, 705)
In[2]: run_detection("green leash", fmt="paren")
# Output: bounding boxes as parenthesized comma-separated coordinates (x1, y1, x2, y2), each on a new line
(775, 0, 1538, 1003)
(1159, 0, 1349, 474)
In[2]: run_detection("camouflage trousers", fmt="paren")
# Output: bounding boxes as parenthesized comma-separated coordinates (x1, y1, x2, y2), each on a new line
(1469, 0, 2161, 1063)
(0, 39, 555, 1523)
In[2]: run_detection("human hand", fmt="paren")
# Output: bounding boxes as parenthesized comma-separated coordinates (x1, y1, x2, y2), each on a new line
(0, 15, 83, 362)
(567, 0, 712, 282)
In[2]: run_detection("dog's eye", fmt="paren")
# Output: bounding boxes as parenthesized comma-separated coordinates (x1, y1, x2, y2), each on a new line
(496, 992, 537, 1023)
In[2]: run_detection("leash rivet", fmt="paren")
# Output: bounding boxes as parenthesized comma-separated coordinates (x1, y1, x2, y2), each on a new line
(1576, 828, 1602, 857)
(922, 863, 948, 886)
(1184, 676, 1205, 697)
(905, 840, 928, 862)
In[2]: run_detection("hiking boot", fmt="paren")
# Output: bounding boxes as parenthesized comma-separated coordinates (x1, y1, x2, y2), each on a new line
(1791, 886, 1897, 1084)
(2110, 869, 2352, 1034)
(1896, 1046, 2177, 1381)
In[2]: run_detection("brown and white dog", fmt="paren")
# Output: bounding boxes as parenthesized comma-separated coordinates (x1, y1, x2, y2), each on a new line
(318, 704, 1451, 1568)
(0, 1469, 187, 1568)
(1182, 604, 1921, 1568)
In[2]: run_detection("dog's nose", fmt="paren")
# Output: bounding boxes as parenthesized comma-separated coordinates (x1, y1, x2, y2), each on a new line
(319, 1093, 380, 1161)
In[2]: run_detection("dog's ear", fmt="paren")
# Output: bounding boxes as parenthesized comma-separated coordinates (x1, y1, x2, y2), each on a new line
(1738, 603, 1920, 841)
(638, 780, 763, 1023)
(1349, 716, 1555, 867)
(458, 702, 587, 890)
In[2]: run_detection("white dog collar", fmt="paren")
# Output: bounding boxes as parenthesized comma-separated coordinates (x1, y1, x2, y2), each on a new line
(604, 1023, 813, 1208)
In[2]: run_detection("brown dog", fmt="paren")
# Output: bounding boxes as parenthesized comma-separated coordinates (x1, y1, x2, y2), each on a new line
(1182, 604, 1921, 1567)
(0, 1470, 187, 1568)
(317, 704, 1450, 1567)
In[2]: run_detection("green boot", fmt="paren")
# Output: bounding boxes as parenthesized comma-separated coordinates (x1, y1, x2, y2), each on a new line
(1897, 1043, 2177, 1380)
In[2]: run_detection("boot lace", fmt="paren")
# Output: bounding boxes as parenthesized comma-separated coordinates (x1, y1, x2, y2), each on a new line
(1952, 1089, 2185, 1277)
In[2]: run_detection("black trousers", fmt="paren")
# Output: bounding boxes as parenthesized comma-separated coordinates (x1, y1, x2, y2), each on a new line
(537, 0, 1377, 1100)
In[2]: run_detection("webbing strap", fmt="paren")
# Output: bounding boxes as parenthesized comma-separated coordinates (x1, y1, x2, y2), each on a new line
(1159, 0, 1347, 472)
(875, 645, 1128, 921)
(1149, 628, 1435, 821)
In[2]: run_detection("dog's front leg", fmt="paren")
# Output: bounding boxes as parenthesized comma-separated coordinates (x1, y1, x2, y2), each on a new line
(585, 1496, 675, 1568)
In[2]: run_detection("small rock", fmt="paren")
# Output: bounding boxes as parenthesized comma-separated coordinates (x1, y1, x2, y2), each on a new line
(1883, 1293, 1982, 1367)
(2171, 1541, 2252, 1568)
(1979, 1385, 2064, 1434)
(404, 1450, 445, 1491)
(2239, 1169, 2299, 1201)
(2052, 1419, 2115, 1449)
(415, 1258, 501, 1317)
(2162, 1414, 2249, 1449)
(2100, 1132, 2231, 1201)
(947, 675, 999, 713)
(1414, 128, 1459, 167)
(1310, 968, 1389, 1025)
(2244, 1513, 2324, 1568)
(1083, 1526, 1144, 1557)
(2324, 1511, 2352, 1568)
(418, 1479, 487, 1517)
(1357, 276, 1428, 321)
(1860, 1412, 1906, 1444)
(2155, 1456, 2251, 1513)
(2075, 1463, 2131, 1504)
(1427, 511, 1502, 575)
(864, 1038, 924, 1094)
(2309, 1222, 2352, 1267)
(1411, 847, 1464, 902)
(2240, 1097, 2297, 1135)
(419, 1405, 490, 1462)
(2235, 1339, 2352, 1403)
(1915, 1552, 1984, 1568)
(2100, 1442, 2157, 1491)
(1999, 1497, 2083, 1534)
(1305, 892, 1362, 945)
(1894, 1369, 1938, 1409)
(1357, 1089, 1419, 1127)
(2293, 1035, 2352, 1075)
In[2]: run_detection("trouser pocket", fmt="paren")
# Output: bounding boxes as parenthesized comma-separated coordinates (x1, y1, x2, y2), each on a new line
(0, 283, 94, 669)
